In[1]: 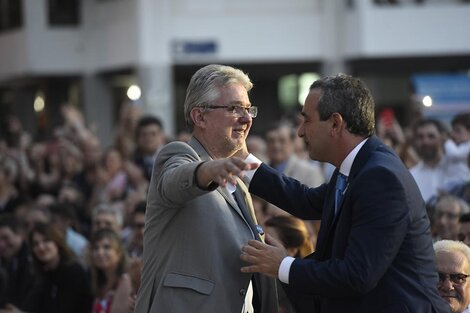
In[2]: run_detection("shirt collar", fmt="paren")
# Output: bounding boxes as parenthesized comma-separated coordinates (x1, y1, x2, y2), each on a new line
(339, 138, 368, 176)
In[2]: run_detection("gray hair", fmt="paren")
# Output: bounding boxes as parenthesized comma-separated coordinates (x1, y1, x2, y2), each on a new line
(184, 64, 253, 132)
(92, 203, 124, 228)
(310, 74, 375, 137)
(436, 195, 470, 216)
(434, 239, 470, 263)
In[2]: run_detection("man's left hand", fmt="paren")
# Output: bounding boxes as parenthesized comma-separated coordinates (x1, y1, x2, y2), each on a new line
(240, 234, 288, 278)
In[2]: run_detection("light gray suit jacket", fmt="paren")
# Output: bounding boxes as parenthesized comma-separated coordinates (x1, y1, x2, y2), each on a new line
(283, 155, 324, 188)
(134, 137, 277, 313)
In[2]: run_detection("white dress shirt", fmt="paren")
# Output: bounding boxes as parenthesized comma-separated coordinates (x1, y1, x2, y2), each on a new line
(410, 155, 470, 202)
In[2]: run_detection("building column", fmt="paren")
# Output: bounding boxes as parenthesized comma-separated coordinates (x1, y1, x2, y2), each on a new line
(321, 0, 349, 76)
(82, 74, 114, 146)
(137, 64, 175, 135)
(136, 0, 175, 136)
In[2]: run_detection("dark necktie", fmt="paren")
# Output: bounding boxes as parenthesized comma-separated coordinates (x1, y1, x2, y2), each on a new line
(233, 186, 259, 237)
(232, 186, 261, 313)
(335, 173, 348, 215)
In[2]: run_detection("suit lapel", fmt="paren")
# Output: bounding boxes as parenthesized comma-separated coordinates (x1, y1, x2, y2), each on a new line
(188, 137, 255, 228)
(217, 185, 245, 218)
(348, 136, 381, 181)
(315, 170, 339, 260)
(237, 178, 258, 224)
(316, 136, 381, 260)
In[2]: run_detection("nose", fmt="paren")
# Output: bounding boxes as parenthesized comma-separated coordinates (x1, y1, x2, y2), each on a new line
(238, 111, 252, 123)
(439, 277, 455, 291)
(94, 247, 106, 257)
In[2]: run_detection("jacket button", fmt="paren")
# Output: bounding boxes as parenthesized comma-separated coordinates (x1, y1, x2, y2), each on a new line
(239, 289, 246, 296)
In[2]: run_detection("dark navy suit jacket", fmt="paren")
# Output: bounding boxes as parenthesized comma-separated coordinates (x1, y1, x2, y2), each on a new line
(249, 136, 451, 313)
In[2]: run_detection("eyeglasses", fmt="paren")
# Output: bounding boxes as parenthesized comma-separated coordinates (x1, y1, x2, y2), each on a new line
(458, 233, 470, 242)
(438, 272, 470, 285)
(203, 105, 258, 118)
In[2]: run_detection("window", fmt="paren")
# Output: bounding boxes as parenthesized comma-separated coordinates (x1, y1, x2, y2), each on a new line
(0, 0, 23, 32)
(278, 73, 320, 109)
(48, 0, 80, 26)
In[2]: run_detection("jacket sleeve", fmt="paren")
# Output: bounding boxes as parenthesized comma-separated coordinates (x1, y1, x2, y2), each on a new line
(249, 163, 326, 220)
(151, 142, 215, 207)
(288, 166, 410, 297)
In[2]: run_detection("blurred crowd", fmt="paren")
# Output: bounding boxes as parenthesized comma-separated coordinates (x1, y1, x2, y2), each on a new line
(0, 101, 469, 313)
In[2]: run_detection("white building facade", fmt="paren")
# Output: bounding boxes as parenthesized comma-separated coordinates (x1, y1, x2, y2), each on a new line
(1, 0, 469, 144)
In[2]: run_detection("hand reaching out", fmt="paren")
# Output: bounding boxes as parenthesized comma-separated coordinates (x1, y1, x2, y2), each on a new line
(196, 157, 259, 189)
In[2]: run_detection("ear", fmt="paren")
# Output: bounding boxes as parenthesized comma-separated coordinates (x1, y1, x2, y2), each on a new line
(329, 112, 345, 136)
(190, 107, 207, 129)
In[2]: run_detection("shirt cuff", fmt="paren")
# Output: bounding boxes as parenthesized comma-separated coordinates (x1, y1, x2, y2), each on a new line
(243, 153, 263, 182)
(278, 256, 295, 284)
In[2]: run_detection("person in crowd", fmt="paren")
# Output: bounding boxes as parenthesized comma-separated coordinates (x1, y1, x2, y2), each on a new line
(133, 115, 166, 181)
(34, 193, 56, 210)
(114, 102, 143, 160)
(445, 112, 470, 165)
(410, 118, 470, 202)
(458, 213, 470, 247)
(434, 240, 470, 313)
(125, 202, 145, 313)
(0, 214, 34, 308)
(0, 114, 31, 153)
(0, 223, 92, 313)
(89, 228, 132, 313)
(247, 135, 268, 163)
(234, 74, 449, 312)
(0, 155, 21, 215)
(134, 64, 277, 313)
(0, 114, 33, 195)
(175, 130, 192, 143)
(72, 135, 103, 208)
(433, 195, 470, 241)
(57, 138, 83, 182)
(265, 215, 314, 313)
(125, 201, 145, 258)
(98, 147, 129, 203)
(426, 151, 470, 217)
(49, 202, 88, 266)
(245, 135, 270, 225)
(264, 215, 313, 259)
(376, 108, 420, 168)
(22, 206, 51, 233)
(27, 141, 62, 195)
(57, 182, 91, 235)
(91, 203, 124, 235)
(264, 122, 324, 247)
(61, 103, 106, 211)
(265, 121, 324, 189)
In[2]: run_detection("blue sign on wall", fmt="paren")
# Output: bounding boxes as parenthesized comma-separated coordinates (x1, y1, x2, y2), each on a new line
(173, 40, 218, 57)
(412, 73, 470, 120)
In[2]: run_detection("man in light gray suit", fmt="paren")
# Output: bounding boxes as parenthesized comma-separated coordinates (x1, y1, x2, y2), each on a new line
(134, 64, 277, 313)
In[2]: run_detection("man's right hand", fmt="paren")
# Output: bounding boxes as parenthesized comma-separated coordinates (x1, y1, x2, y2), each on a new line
(196, 158, 259, 189)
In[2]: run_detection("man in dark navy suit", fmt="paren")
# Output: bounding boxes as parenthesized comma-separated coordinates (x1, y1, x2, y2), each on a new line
(237, 74, 451, 313)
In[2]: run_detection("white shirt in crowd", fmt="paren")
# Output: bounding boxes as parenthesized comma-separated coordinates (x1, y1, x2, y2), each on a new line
(410, 155, 470, 202)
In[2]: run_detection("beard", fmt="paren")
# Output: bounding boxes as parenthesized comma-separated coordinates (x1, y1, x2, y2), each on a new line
(417, 145, 439, 162)
(218, 135, 242, 158)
